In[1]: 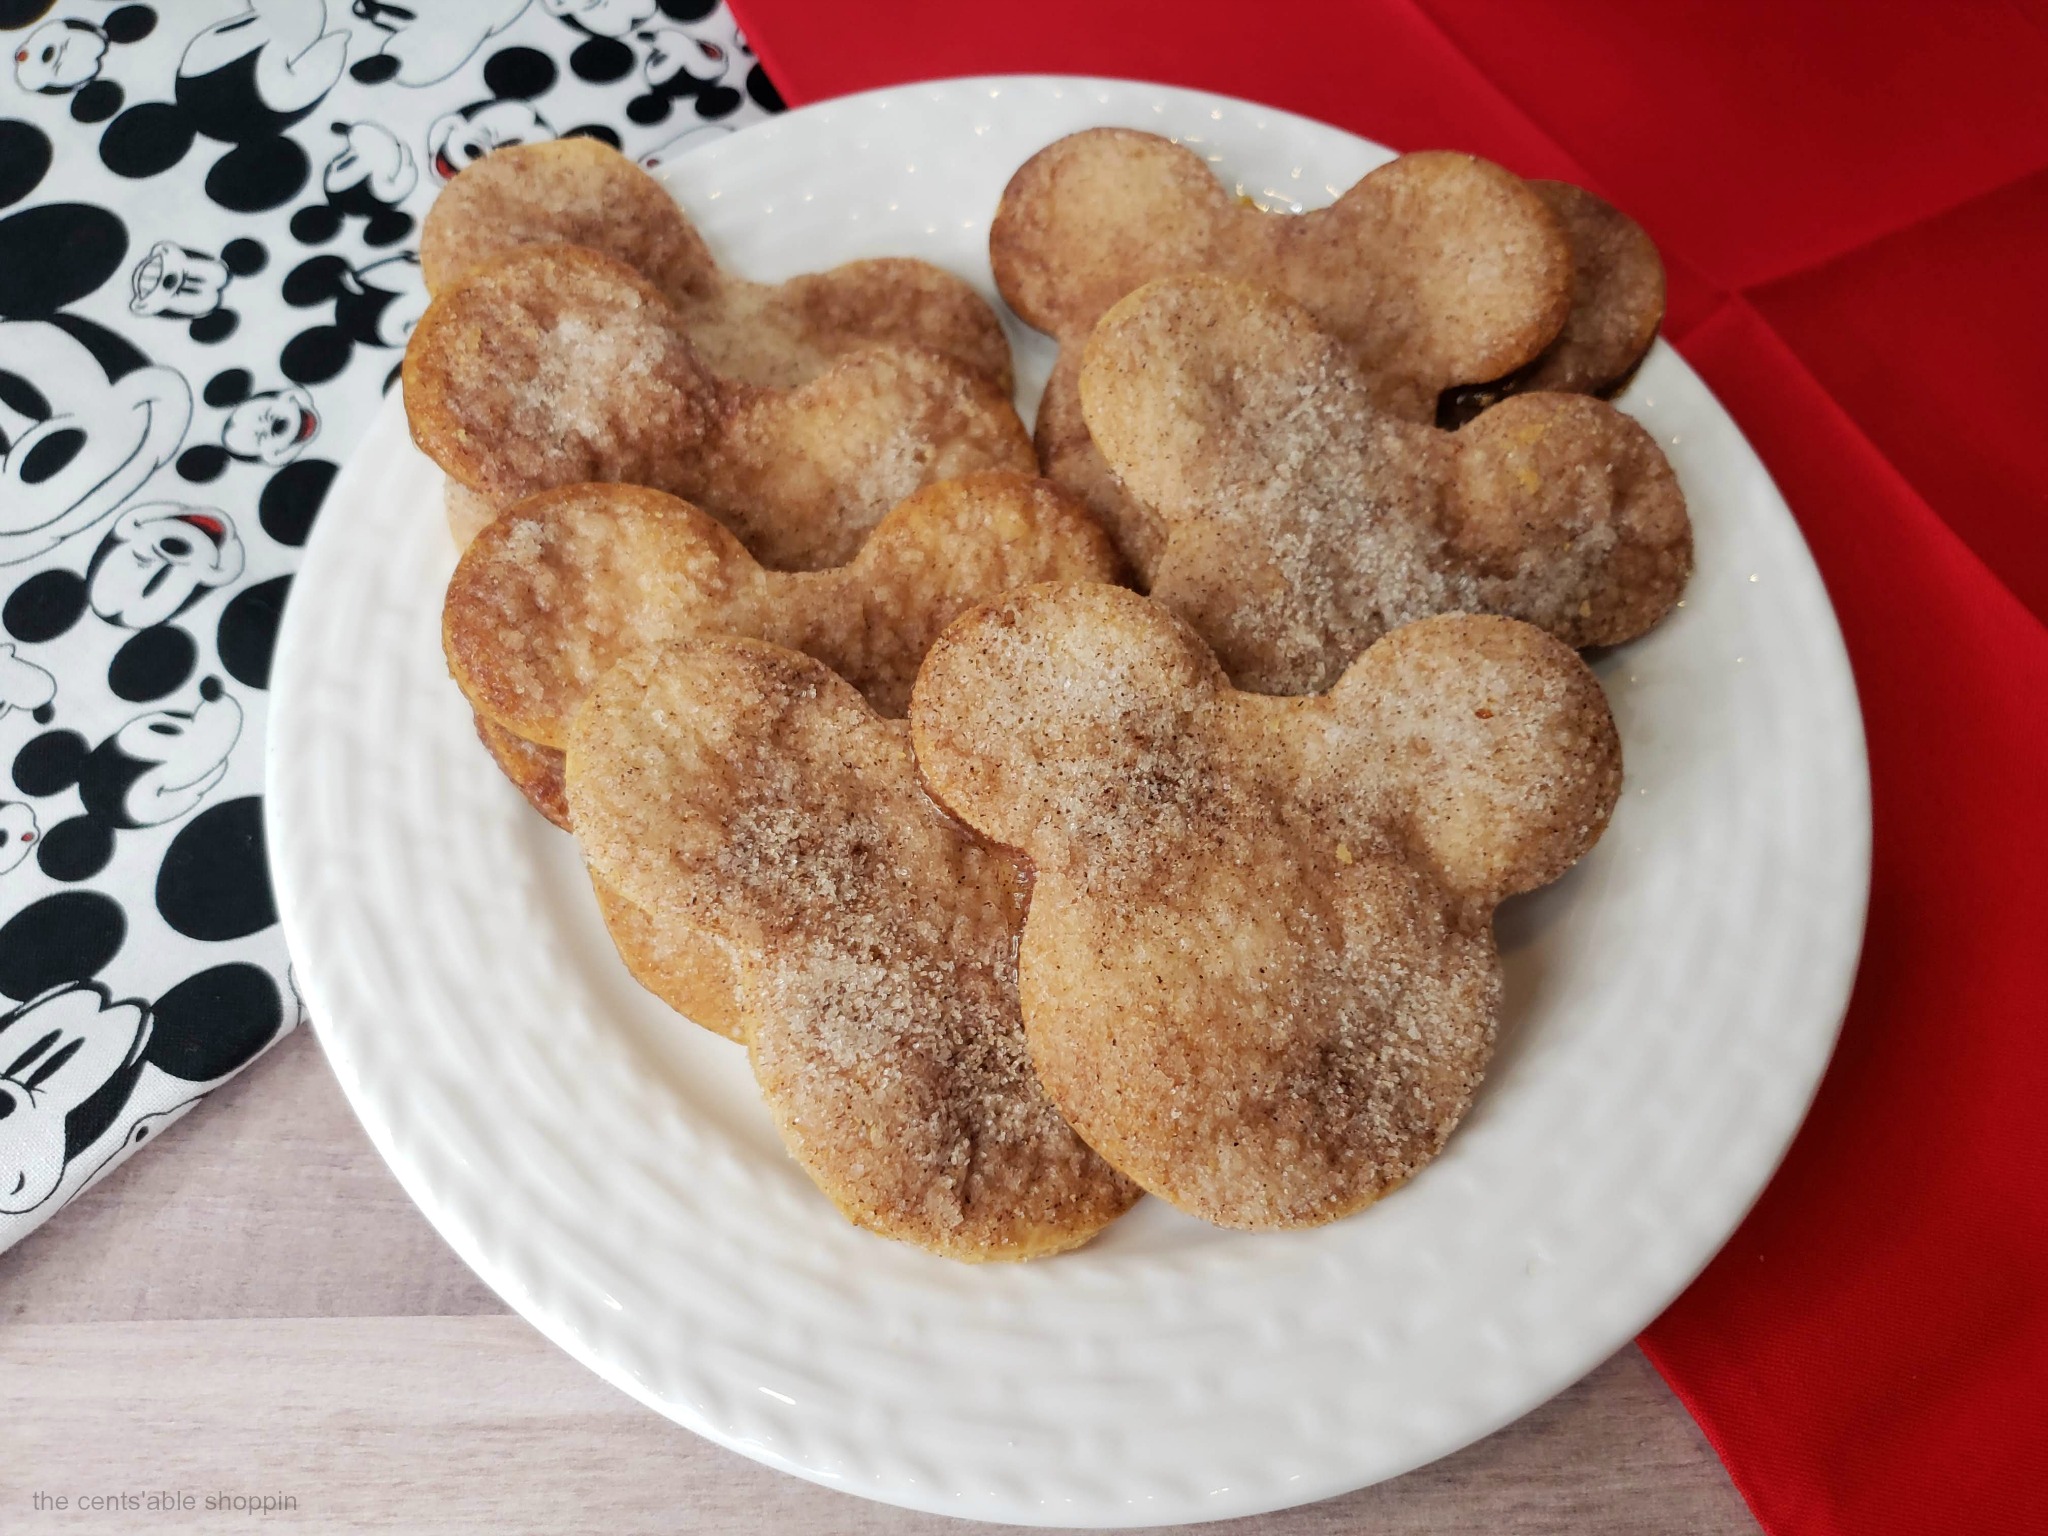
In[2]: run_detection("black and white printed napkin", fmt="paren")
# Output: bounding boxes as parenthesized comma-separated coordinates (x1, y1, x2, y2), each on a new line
(0, 0, 781, 1252)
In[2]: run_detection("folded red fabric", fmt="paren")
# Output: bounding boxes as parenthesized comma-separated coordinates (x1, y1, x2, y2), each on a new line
(727, 3, 2048, 1531)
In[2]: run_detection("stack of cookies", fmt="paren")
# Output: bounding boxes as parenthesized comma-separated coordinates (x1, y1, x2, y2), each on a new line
(402, 132, 1690, 1263)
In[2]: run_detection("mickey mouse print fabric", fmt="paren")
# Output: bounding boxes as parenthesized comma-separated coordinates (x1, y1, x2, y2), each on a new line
(0, 0, 781, 1250)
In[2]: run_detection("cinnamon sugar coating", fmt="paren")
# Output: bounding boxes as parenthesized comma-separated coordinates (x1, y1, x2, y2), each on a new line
(1080, 275, 1690, 694)
(444, 474, 1118, 752)
(420, 138, 1013, 394)
(992, 130, 1579, 573)
(909, 584, 1621, 1231)
(472, 710, 569, 829)
(567, 639, 1140, 1260)
(589, 873, 750, 1043)
(1439, 181, 1666, 427)
(403, 244, 1034, 569)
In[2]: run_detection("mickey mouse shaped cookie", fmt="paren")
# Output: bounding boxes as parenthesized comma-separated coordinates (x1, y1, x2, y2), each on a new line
(1080, 275, 1690, 694)
(989, 128, 1664, 578)
(568, 636, 1140, 1259)
(910, 584, 1622, 1230)
(446, 473, 1117, 1039)
(419, 137, 1014, 392)
(404, 243, 1034, 566)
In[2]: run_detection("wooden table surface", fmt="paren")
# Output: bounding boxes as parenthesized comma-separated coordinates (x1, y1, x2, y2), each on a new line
(0, 1026, 1761, 1535)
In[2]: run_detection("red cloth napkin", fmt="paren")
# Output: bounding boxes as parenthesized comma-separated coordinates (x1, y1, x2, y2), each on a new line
(725, 3, 2048, 1531)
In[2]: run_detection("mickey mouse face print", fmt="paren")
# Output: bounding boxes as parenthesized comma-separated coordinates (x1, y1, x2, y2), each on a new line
(0, 319, 193, 568)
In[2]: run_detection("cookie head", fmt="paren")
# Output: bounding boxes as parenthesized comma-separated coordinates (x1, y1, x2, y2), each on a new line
(443, 472, 1117, 752)
(404, 243, 721, 509)
(1080, 275, 1690, 693)
(910, 584, 1621, 1230)
(568, 638, 1139, 1260)
(419, 137, 720, 301)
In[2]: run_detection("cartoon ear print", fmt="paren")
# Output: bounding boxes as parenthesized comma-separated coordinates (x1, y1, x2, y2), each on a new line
(0, 982, 149, 1212)
(128, 237, 266, 344)
(568, 637, 1140, 1259)
(291, 122, 418, 248)
(1080, 276, 1693, 694)
(216, 574, 287, 690)
(348, 0, 529, 88)
(0, 641, 56, 724)
(10, 6, 156, 124)
(280, 250, 426, 385)
(910, 584, 1624, 1230)
(424, 46, 616, 183)
(177, 369, 320, 481)
(744, 61, 783, 114)
(144, 961, 284, 1078)
(11, 676, 243, 882)
(0, 890, 122, 1013)
(97, 3, 349, 212)
(628, 21, 743, 125)
(0, 119, 53, 209)
(155, 794, 275, 941)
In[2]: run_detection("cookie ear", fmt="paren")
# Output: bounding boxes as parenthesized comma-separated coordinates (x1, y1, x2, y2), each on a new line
(1446, 393, 1691, 648)
(1080, 274, 1355, 524)
(989, 128, 1228, 338)
(909, 582, 1226, 861)
(1329, 614, 1621, 906)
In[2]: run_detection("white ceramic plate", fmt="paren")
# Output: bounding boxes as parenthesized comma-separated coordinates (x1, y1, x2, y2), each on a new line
(268, 77, 1870, 1528)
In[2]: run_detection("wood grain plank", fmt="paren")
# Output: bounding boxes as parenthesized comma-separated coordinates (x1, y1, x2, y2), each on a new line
(0, 1027, 1757, 1533)
(0, 1031, 502, 1325)
(0, 1316, 1755, 1536)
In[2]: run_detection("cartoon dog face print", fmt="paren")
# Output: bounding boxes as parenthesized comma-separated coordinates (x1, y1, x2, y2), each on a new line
(11, 676, 242, 881)
(279, 251, 427, 384)
(0, 983, 149, 1213)
(628, 23, 742, 124)
(0, 801, 37, 875)
(424, 46, 617, 181)
(87, 504, 246, 630)
(290, 121, 417, 245)
(0, 319, 193, 568)
(348, 0, 532, 87)
(0, 643, 56, 724)
(98, 1, 351, 213)
(128, 237, 267, 342)
(11, 6, 155, 121)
